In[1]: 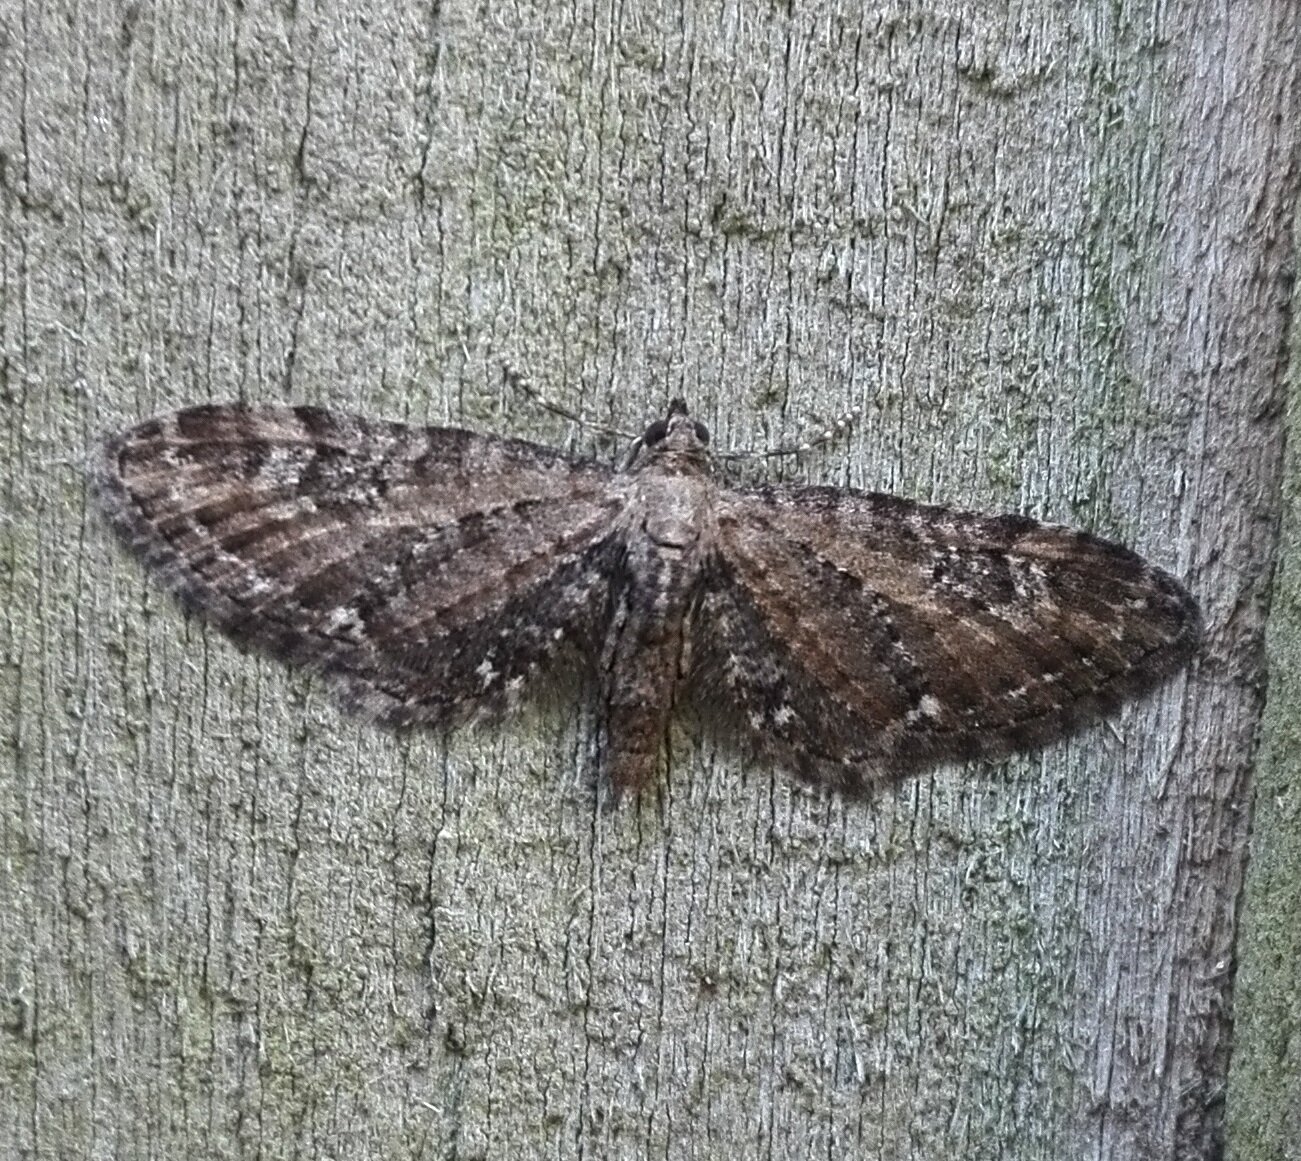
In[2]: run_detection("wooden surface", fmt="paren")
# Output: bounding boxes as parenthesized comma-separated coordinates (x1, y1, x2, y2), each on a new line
(1227, 280, 1301, 1156)
(1, 1, 1295, 1157)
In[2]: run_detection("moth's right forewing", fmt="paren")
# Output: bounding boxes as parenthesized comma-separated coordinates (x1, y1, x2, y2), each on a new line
(96, 404, 629, 727)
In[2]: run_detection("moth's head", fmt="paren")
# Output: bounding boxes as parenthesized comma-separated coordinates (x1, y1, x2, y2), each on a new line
(626, 399, 711, 472)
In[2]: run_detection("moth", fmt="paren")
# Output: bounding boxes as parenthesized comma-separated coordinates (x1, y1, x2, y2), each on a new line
(95, 399, 1201, 797)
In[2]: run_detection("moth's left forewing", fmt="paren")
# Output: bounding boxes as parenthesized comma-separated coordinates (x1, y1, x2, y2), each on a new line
(702, 484, 1200, 783)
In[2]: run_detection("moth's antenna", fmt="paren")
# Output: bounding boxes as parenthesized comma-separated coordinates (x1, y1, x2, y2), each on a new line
(501, 364, 639, 442)
(503, 365, 853, 461)
(716, 412, 855, 462)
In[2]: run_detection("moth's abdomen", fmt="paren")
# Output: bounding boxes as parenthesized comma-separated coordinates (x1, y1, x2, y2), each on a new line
(595, 535, 705, 793)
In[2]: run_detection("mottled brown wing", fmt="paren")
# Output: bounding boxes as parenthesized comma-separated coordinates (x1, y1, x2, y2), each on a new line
(96, 404, 627, 727)
(692, 485, 1201, 793)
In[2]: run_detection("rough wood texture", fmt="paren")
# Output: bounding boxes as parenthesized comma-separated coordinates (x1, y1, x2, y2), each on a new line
(1227, 308, 1301, 1158)
(1, 2, 1294, 1158)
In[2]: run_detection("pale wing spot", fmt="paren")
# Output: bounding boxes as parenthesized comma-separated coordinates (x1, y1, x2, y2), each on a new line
(905, 693, 944, 724)
(324, 604, 364, 638)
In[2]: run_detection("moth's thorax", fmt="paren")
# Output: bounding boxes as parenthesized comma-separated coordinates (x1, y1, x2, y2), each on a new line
(628, 461, 716, 553)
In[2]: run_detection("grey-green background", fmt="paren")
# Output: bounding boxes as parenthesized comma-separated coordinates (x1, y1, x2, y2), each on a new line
(2, 1, 1296, 1158)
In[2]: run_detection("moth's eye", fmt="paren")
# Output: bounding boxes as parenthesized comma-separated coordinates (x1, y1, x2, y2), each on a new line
(694, 422, 710, 445)
(642, 420, 669, 445)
